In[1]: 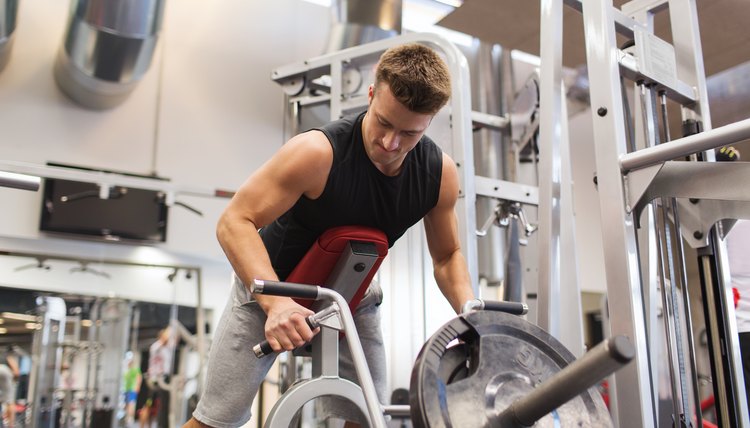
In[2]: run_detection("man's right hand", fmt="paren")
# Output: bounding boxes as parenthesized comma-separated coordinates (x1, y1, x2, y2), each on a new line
(263, 299, 318, 352)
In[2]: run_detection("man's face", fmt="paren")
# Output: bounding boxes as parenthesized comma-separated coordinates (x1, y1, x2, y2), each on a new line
(362, 83, 433, 176)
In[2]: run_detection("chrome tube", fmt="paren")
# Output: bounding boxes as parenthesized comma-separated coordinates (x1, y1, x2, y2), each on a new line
(0, 170, 40, 191)
(620, 118, 750, 172)
(318, 287, 388, 428)
(497, 336, 635, 427)
(54, 0, 165, 109)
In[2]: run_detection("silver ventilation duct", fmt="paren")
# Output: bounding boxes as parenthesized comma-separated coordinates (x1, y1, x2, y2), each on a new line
(54, 0, 165, 109)
(0, 0, 18, 73)
(325, 0, 402, 53)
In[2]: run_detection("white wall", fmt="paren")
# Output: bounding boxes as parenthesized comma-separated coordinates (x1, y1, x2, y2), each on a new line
(0, 0, 331, 323)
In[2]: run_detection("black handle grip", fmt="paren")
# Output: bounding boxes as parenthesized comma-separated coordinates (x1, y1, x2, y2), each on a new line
(482, 300, 528, 315)
(251, 279, 319, 300)
(253, 316, 317, 358)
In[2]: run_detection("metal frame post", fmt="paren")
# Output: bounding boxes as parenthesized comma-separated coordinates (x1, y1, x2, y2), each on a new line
(28, 297, 67, 428)
(579, 1, 657, 426)
(538, 0, 585, 357)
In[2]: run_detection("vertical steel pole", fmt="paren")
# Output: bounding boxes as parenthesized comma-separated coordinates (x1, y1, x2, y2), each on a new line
(537, 0, 563, 340)
(580, 0, 657, 425)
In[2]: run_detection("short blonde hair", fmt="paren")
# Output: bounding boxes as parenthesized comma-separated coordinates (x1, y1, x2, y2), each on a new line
(374, 43, 451, 115)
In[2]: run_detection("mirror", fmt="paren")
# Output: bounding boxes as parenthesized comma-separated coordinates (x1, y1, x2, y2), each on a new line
(0, 251, 210, 428)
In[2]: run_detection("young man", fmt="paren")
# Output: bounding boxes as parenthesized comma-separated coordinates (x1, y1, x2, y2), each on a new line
(186, 43, 474, 428)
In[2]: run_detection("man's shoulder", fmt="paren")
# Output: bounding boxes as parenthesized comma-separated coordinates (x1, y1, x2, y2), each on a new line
(287, 131, 334, 165)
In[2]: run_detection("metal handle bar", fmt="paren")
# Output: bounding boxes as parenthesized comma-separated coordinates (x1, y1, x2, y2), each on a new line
(496, 335, 635, 427)
(250, 279, 322, 358)
(462, 299, 528, 315)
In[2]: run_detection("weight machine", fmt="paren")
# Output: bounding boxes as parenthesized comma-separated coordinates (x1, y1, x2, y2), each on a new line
(87, 299, 132, 427)
(26, 296, 66, 428)
(58, 307, 104, 428)
(250, 226, 633, 427)
(254, 279, 634, 427)
(539, 0, 750, 426)
(23, 297, 131, 428)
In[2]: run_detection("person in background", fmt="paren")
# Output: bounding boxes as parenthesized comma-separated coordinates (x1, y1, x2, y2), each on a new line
(123, 351, 142, 426)
(0, 346, 19, 427)
(140, 327, 176, 428)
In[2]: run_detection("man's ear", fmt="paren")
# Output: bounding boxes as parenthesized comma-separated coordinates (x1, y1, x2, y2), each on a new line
(368, 84, 374, 104)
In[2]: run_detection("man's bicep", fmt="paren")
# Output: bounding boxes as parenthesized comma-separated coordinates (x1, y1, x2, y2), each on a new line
(424, 154, 462, 259)
(424, 203, 462, 263)
(228, 167, 303, 229)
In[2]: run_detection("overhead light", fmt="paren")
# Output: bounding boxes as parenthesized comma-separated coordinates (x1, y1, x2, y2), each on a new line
(0, 328, 6, 334)
(1, 312, 38, 322)
(25, 323, 41, 330)
(81, 320, 93, 327)
(433, 0, 463, 7)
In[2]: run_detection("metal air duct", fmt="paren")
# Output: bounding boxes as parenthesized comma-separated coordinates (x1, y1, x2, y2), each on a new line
(325, 0, 402, 52)
(0, 0, 18, 73)
(54, 0, 165, 109)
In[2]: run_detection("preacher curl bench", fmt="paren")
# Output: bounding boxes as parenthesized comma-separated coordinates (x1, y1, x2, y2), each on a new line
(252, 226, 635, 427)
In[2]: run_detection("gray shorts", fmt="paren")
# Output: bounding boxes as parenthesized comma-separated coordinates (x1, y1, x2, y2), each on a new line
(193, 276, 386, 428)
(0, 364, 14, 403)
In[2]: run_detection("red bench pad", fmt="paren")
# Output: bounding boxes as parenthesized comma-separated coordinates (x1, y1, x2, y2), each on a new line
(286, 226, 388, 312)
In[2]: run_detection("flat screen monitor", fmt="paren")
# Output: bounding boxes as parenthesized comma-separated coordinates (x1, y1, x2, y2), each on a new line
(39, 176, 169, 243)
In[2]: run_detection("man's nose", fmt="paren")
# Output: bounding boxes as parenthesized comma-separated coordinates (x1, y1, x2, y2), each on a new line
(382, 131, 400, 151)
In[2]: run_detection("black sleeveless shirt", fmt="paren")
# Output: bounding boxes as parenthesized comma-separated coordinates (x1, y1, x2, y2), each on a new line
(260, 111, 444, 280)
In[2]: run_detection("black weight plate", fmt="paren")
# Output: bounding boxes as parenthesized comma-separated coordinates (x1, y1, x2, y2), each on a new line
(409, 310, 612, 428)
(438, 343, 471, 384)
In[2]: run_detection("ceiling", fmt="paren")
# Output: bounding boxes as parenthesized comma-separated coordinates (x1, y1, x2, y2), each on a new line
(438, 0, 750, 77)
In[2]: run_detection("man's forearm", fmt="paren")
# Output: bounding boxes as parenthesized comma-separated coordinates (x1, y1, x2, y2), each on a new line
(433, 250, 474, 314)
(217, 214, 291, 314)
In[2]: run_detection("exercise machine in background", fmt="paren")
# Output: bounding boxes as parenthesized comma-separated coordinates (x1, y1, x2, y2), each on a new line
(539, 0, 750, 426)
